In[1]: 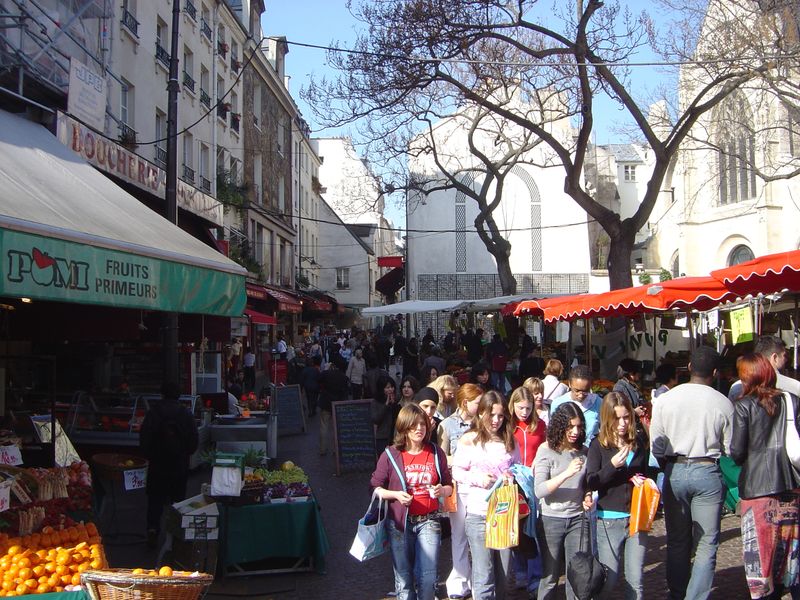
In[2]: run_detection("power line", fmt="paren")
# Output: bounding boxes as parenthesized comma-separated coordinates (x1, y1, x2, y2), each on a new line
(282, 37, 798, 69)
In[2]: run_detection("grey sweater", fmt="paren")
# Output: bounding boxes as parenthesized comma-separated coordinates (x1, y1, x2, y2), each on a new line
(533, 443, 588, 518)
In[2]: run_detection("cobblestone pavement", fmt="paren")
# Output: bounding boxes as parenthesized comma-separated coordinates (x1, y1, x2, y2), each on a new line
(107, 411, 759, 599)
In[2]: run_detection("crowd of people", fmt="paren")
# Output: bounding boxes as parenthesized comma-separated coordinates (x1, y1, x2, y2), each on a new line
(342, 329, 800, 600)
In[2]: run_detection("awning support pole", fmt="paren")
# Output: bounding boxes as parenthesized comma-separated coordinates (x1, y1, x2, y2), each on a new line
(586, 318, 592, 373)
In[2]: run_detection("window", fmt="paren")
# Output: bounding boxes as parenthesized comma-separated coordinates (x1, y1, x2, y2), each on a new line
(199, 65, 210, 107)
(336, 267, 350, 289)
(182, 47, 194, 92)
(154, 110, 166, 166)
(120, 80, 133, 125)
(671, 252, 680, 278)
(716, 95, 757, 205)
(278, 175, 285, 213)
(182, 132, 194, 182)
(230, 156, 240, 184)
(253, 85, 261, 128)
(121, 0, 138, 36)
(728, 245, 755, 266)
(624, 165, 636, 182)
(276, 116, 284, 156)
(789, 110, 800, 157)
(156, 17, 168, 50)
(253, 153, 262, 204)
(199, 144, 210, 192)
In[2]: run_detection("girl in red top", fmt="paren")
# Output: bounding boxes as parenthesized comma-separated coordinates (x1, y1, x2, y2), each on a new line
(509, 385, 546, 595)
(510, 386, 547, 467)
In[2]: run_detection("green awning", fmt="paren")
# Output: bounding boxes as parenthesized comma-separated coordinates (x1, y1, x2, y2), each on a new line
(0, 110, 245, 316)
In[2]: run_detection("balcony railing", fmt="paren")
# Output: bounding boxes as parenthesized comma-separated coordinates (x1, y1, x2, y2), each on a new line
(121, 10, 139, 37)
(200, 18, 212, 41)
(155, 43, 170, 68)
(217, 104, 229, 120)
(118, 123, 137, 147)
(182, 164, 195, 183)
(230, 113, 240, 133)
(217, 41, 228, 59)
(199, 176, 211, 193)
(155, 146, 167, 166)
(200, 89, 211, 108)
(182, 71, 195, 93)
(230, 56, 241, 73)
(184, 0, 196, 20)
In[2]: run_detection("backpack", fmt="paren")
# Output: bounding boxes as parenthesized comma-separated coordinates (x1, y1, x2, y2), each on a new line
(144, 406, 187, 459)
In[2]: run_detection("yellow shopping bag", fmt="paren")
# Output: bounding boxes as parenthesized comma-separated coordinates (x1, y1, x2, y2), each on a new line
(629, 478, 660, 536)
(485, 481, 519, 549)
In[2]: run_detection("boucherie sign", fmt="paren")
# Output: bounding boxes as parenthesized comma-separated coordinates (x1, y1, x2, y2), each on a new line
(56, 112, 223, 226)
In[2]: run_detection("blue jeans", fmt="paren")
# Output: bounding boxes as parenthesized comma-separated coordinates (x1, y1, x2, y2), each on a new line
(663, 462, 725, 600)
(512, 550, 542, 593)
(465, 513, 510, 600)
(537, 514, 587, 600)
(596, 517, 647, 600)
(388, 517, 441, 600)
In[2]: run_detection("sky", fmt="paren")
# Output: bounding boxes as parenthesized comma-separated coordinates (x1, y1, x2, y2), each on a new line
(261, 1, 672, 226)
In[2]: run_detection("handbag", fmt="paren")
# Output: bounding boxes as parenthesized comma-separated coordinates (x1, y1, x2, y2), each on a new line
(485, 480, 519, 549)
(629, 478, 661, 536)
(443, 480, 458, 513)
(566, 512, 607, 600)
(784, 392, 800, 468)
(349, 490, 390, 562)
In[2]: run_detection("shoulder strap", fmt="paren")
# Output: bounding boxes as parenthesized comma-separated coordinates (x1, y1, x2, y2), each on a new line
(786, 392, 796, 422)
(429, 442, 442, 481)
(545, 382, 558, 400)
(384, 448, 407, 492)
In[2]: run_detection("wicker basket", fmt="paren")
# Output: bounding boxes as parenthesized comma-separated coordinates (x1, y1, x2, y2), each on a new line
(81, 569, 213, 600)
(92, 453, 148, 483)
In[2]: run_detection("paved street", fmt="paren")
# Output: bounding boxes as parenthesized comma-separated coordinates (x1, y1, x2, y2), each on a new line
(104, 412, 755, 599)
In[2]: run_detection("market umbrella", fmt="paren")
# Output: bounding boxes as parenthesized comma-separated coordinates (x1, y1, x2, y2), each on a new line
(537, 276, 740, 322)
(711, 249, 800, 296)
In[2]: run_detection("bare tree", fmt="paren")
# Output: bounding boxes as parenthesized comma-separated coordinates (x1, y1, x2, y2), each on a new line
(304, 0, 800, 292)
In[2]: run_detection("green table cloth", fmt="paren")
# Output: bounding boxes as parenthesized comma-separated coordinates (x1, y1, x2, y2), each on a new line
(221, 499, 330, 573)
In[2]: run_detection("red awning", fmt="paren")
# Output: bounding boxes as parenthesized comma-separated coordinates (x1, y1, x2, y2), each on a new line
(244, 308, 277, 325)
(378, 256, 404, 268)
(375, 267, 405, 296)
(711, 249, 800, 296)
(263, 287, 303, 314)
(519, 277, 740, 322)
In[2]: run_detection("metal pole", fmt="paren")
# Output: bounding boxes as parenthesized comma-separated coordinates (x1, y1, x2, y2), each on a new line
(585, 318, 592, 372)
(163, 0, 181, 385)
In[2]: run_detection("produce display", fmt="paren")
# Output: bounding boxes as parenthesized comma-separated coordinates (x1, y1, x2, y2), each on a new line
(247, 462, 311, 501)
(0, 462, 93, 537)
(0, 522, 106, 596)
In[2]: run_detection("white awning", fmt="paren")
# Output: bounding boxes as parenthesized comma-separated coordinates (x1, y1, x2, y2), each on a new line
(362, 300, 469, 315)
(0, 109, 246, 316)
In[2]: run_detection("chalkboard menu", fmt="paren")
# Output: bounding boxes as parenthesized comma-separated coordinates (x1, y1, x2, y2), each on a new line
(332, 400, 375, 475)
(271, 384, 306, 436)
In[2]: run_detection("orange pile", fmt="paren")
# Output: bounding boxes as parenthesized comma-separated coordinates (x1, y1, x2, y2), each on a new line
(0, 523, 106, 596)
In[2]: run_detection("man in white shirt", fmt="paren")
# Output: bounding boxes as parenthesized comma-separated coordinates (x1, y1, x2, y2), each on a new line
(650, 346, 734, 600)
(728, 335, 800, 401)
(275, 334, 288, 359)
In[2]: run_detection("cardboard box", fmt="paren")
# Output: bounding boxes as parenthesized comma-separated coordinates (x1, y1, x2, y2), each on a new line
(171, 494, 219, 528)
(182, 525, 219, 541)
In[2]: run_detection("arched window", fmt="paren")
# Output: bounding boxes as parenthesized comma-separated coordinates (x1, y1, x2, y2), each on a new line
(728, 244, 755, 266)
(671, 252, 680, 278)
(715, 95, 757, 205)
(509, 165, 542, 272)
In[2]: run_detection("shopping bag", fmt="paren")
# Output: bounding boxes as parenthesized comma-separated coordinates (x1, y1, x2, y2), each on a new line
(567, 512, 607, 600)
(443, 480, 458, 513)
(349, 490, 390, 561)
(485, 481, 519, 549)
(629, 477, 661, 536)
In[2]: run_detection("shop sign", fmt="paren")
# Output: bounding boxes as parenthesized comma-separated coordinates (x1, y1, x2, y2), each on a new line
(67, 58, 107, 132)
(56, 113, 223, 226)
(730, 306, 754, 344)
(0, 229, 246, 316)
(0, 445, 22, 466)
(0, 480, 11, 512)
(123, 468, 147, 491)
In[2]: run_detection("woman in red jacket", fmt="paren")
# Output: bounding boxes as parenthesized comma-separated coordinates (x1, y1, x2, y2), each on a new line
(371, 404, 453, 600)
(509, 385, 546, 596)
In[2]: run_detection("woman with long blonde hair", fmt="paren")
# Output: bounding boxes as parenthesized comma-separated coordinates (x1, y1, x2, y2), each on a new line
(585, 392, 650, 599)
(429, 374, 459, 418)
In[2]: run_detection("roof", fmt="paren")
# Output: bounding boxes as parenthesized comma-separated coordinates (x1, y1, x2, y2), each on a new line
(345, 224, 377, 254)
(602, 143, 645, 164)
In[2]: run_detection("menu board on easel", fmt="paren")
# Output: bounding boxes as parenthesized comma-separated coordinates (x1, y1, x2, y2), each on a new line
(332, 400, 375, 476)
(271, 384, 306, 435)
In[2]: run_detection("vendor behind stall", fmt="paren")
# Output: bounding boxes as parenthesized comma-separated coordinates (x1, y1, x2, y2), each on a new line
(140, 381, 199, 547)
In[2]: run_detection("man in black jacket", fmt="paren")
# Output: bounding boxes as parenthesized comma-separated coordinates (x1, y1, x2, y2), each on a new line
(140, 381, 199, 547)
(318, 357, 350, 456)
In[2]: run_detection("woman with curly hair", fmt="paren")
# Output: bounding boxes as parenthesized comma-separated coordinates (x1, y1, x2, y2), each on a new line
(452, 390, 519, 599)
(534, 402, 592, 600)
(731, 353, 800, 599)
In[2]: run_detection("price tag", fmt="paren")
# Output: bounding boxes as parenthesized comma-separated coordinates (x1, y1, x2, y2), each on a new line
(0, 445, 22, 466)
(123, 468, 147, 491)
(0, 480, 12, 512)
